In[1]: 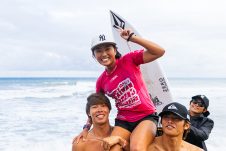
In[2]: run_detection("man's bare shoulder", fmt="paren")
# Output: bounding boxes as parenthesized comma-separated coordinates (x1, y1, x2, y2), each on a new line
(182, 141, 204, 151)
(72, 138, 104, 151)
(147, 137, 204, 151)
(72, 141, 84, 151)
(148, 137, 164, 151)
(72, 140, 86, 151)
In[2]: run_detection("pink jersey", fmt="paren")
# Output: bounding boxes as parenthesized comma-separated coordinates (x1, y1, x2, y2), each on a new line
(96, 50, 156, 122)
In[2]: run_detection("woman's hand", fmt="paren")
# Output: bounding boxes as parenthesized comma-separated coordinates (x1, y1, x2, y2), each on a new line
(114, 25, 134, 42)
(120, 29, 134, 41)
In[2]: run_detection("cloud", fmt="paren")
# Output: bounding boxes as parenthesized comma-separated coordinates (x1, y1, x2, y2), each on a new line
(0, 0, 226, 77)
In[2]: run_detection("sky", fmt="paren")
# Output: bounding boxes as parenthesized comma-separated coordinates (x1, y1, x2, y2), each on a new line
(0, 0, 226, 78)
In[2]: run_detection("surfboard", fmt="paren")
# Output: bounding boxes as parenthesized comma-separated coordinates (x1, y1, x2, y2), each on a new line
(110, 10, 173, 113)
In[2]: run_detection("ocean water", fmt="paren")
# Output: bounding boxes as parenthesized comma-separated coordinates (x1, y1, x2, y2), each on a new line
(0, 77, 225, 151)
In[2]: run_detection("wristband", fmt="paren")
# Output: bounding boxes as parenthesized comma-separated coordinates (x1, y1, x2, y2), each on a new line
(127, 32, 135, 41)
(83, 124, 91, 130)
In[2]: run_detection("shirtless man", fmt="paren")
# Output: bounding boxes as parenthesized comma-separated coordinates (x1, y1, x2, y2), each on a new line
(148, 102, 203, 151)
(72, 93, 127, 151)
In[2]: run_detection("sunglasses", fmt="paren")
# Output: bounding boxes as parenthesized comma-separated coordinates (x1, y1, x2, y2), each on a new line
(191, 100, 204, 107)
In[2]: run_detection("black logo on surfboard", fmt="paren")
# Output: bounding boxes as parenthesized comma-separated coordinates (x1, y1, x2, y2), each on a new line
(159, 77, 169, 92)
(150, 94, 163, 107)
(110, 11, 125, 30)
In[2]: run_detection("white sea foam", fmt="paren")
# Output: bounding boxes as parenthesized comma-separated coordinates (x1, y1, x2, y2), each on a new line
(0, 80, 95, 100)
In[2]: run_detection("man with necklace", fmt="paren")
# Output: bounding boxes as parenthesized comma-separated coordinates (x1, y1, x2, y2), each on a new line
(72, 93, 127, 151)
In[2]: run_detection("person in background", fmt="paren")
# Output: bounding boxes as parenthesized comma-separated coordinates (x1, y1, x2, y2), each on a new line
(148, 102, 203, 151)
(74, 26, 164, 151)
(72, 93, 128, 151)
(185, 95, 214, 151)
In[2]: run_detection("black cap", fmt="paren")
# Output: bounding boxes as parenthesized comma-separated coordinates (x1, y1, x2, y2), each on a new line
(159, 102, 190, 121)
(192, 95, 209, 109)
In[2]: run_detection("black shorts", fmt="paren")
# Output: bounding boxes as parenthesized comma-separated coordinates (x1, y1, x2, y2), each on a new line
(115, 113, 159, 133)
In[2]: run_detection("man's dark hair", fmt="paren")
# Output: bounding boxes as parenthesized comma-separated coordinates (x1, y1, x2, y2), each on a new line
(86, 92, 112, 116)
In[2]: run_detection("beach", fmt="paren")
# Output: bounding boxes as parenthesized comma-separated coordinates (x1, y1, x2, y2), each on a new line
(0, 77, 225, 151)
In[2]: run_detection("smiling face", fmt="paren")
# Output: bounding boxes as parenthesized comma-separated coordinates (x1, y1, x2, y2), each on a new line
(86, 93, 111, 126)
(161, 113, 190, 138)
(93, 44, 117, 70)
(189, 99, 206, 116)
(88, 103, 110, 125)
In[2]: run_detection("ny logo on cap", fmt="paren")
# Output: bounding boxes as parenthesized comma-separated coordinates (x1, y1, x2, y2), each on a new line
(99, 34, 106, 41)
(168, 104, 178, 110)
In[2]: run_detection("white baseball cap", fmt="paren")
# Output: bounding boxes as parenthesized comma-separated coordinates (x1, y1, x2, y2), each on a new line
(91, 33, 116, 50)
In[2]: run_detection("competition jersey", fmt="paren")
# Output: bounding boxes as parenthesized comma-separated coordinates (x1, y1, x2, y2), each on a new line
(96, 50, 156, 122)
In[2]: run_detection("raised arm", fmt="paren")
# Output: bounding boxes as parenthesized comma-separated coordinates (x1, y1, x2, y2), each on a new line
(120, 28, 165, 63)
